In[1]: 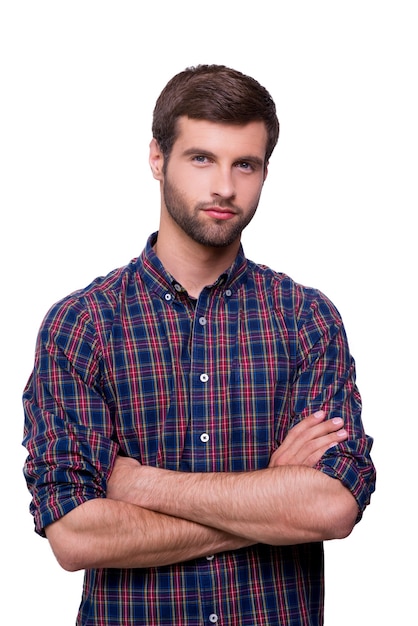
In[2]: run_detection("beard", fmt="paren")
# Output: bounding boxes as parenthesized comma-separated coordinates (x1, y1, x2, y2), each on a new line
(163, 174, 260, 248)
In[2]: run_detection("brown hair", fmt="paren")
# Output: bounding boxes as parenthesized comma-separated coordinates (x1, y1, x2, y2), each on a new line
(152, 64, 279, 164)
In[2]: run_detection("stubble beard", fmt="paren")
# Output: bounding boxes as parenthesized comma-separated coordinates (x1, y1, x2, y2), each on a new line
(163, 175, 260, 248)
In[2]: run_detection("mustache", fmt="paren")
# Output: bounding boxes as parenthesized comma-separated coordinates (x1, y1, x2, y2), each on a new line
(196, 201, 241, 213)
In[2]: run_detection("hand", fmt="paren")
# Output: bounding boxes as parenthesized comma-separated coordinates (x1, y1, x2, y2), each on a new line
(269, 411, 347, 468)
(107, 455, 142, 504)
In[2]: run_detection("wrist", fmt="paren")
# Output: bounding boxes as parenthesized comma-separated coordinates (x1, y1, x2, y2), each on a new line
(135, 464, 163, 509)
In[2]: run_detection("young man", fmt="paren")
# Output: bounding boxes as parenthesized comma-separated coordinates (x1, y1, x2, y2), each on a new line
(23, 65, 375, 625)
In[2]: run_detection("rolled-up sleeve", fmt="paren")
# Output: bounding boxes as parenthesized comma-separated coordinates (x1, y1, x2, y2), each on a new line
(22, 296, 119, 536)
(290, 287, 376, 518)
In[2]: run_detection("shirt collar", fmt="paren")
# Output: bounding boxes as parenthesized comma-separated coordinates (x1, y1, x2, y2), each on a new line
(135, 232, 249, 300)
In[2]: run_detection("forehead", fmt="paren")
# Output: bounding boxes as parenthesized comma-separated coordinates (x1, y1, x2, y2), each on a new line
(173, 116, 268, 159)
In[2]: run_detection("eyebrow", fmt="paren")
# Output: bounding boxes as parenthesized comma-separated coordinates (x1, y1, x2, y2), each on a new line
(182, 147, 265, 168)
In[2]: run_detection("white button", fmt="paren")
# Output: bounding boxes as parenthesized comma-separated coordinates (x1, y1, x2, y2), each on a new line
(225, 289, 232, 297)
(209, 614, 218, 623)
(206, 554, 215, 560)
(200, 373, 209, 383)
(200, 433, 210, 443)
(164, 293, 172, 301)
(199, 316, 207, 326)
(174, 283, 182, 292)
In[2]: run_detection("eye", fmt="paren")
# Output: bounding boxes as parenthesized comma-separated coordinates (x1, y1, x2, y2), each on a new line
(236, 161, 254, 172)
(192, 155, 211, 164)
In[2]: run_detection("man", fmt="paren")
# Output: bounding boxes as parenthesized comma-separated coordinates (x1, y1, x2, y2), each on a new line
(23, 64, 375, 625)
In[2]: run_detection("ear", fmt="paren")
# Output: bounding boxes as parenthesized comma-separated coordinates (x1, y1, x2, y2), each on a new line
(149, 138, 165, 181)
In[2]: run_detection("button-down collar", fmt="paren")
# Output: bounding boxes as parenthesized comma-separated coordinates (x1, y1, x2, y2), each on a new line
(136, 232, 248, 302)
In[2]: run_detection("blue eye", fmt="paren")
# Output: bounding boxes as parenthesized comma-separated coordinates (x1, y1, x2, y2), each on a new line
(236, 161, 254, 171)
(193, 155, 209, 163)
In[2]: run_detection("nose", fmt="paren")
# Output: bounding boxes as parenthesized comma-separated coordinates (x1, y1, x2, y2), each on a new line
(211, 166, 236, 200)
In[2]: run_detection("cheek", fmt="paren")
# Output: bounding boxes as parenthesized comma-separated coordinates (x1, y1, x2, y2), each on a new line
(174, 164, 205, 191)
(240, 179, 264, 206)
(180, 173, 210, 202)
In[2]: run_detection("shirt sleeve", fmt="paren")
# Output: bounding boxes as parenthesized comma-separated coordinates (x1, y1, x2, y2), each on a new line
(290, 286, 376, 519)
(22, 295, 119, 536)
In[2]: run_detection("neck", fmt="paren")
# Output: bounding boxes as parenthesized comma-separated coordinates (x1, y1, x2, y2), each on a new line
(154, 225, 240, 299)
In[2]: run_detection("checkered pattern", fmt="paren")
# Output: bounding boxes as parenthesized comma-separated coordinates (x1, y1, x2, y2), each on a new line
(23, 233, 375, 625)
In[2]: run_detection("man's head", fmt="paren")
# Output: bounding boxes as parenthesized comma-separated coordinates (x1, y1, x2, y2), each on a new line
(152, 64, 279, 166)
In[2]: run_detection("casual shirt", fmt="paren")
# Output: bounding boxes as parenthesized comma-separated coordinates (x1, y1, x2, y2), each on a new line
(23, 233, 375, 626)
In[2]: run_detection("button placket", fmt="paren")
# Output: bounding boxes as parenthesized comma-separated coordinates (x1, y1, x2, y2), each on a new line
(189, 294, 215, 468)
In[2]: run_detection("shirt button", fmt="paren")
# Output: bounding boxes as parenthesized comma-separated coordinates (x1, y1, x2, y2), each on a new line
(200, 373, 209, 383)
(164, 293, 172, 301)
(209, 614, 218, 623)
(225, 289, 232, 297)
(200, 433, 210, 443)
(199, 316, 207, 326)
(206, 554, 215, 561)
(173, 283, 182, 292)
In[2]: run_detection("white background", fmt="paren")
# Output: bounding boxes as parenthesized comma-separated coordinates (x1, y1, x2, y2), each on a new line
(1, 1, 416, 623)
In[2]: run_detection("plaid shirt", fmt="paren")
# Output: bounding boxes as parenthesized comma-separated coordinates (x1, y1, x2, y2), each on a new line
(23, 233, 375, 625)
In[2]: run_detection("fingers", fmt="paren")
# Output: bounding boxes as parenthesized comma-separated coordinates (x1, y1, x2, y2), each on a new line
(297, 421, 347, 467)
(269, 411, 348, 468)
(288, 412, 347, 444)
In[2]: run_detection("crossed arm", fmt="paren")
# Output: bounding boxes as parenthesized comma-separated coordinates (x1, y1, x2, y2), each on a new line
(45, 411, 358, 572)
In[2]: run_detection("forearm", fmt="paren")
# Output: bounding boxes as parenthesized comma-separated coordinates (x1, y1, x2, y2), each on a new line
(45, 498, 252, 572)
(132, 464, 358, 545)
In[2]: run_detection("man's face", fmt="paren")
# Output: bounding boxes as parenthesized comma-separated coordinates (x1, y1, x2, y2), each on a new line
(157, 117, 268, 248)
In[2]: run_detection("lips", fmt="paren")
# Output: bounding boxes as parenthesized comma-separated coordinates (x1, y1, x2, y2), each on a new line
(202, 207, 236, 220)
